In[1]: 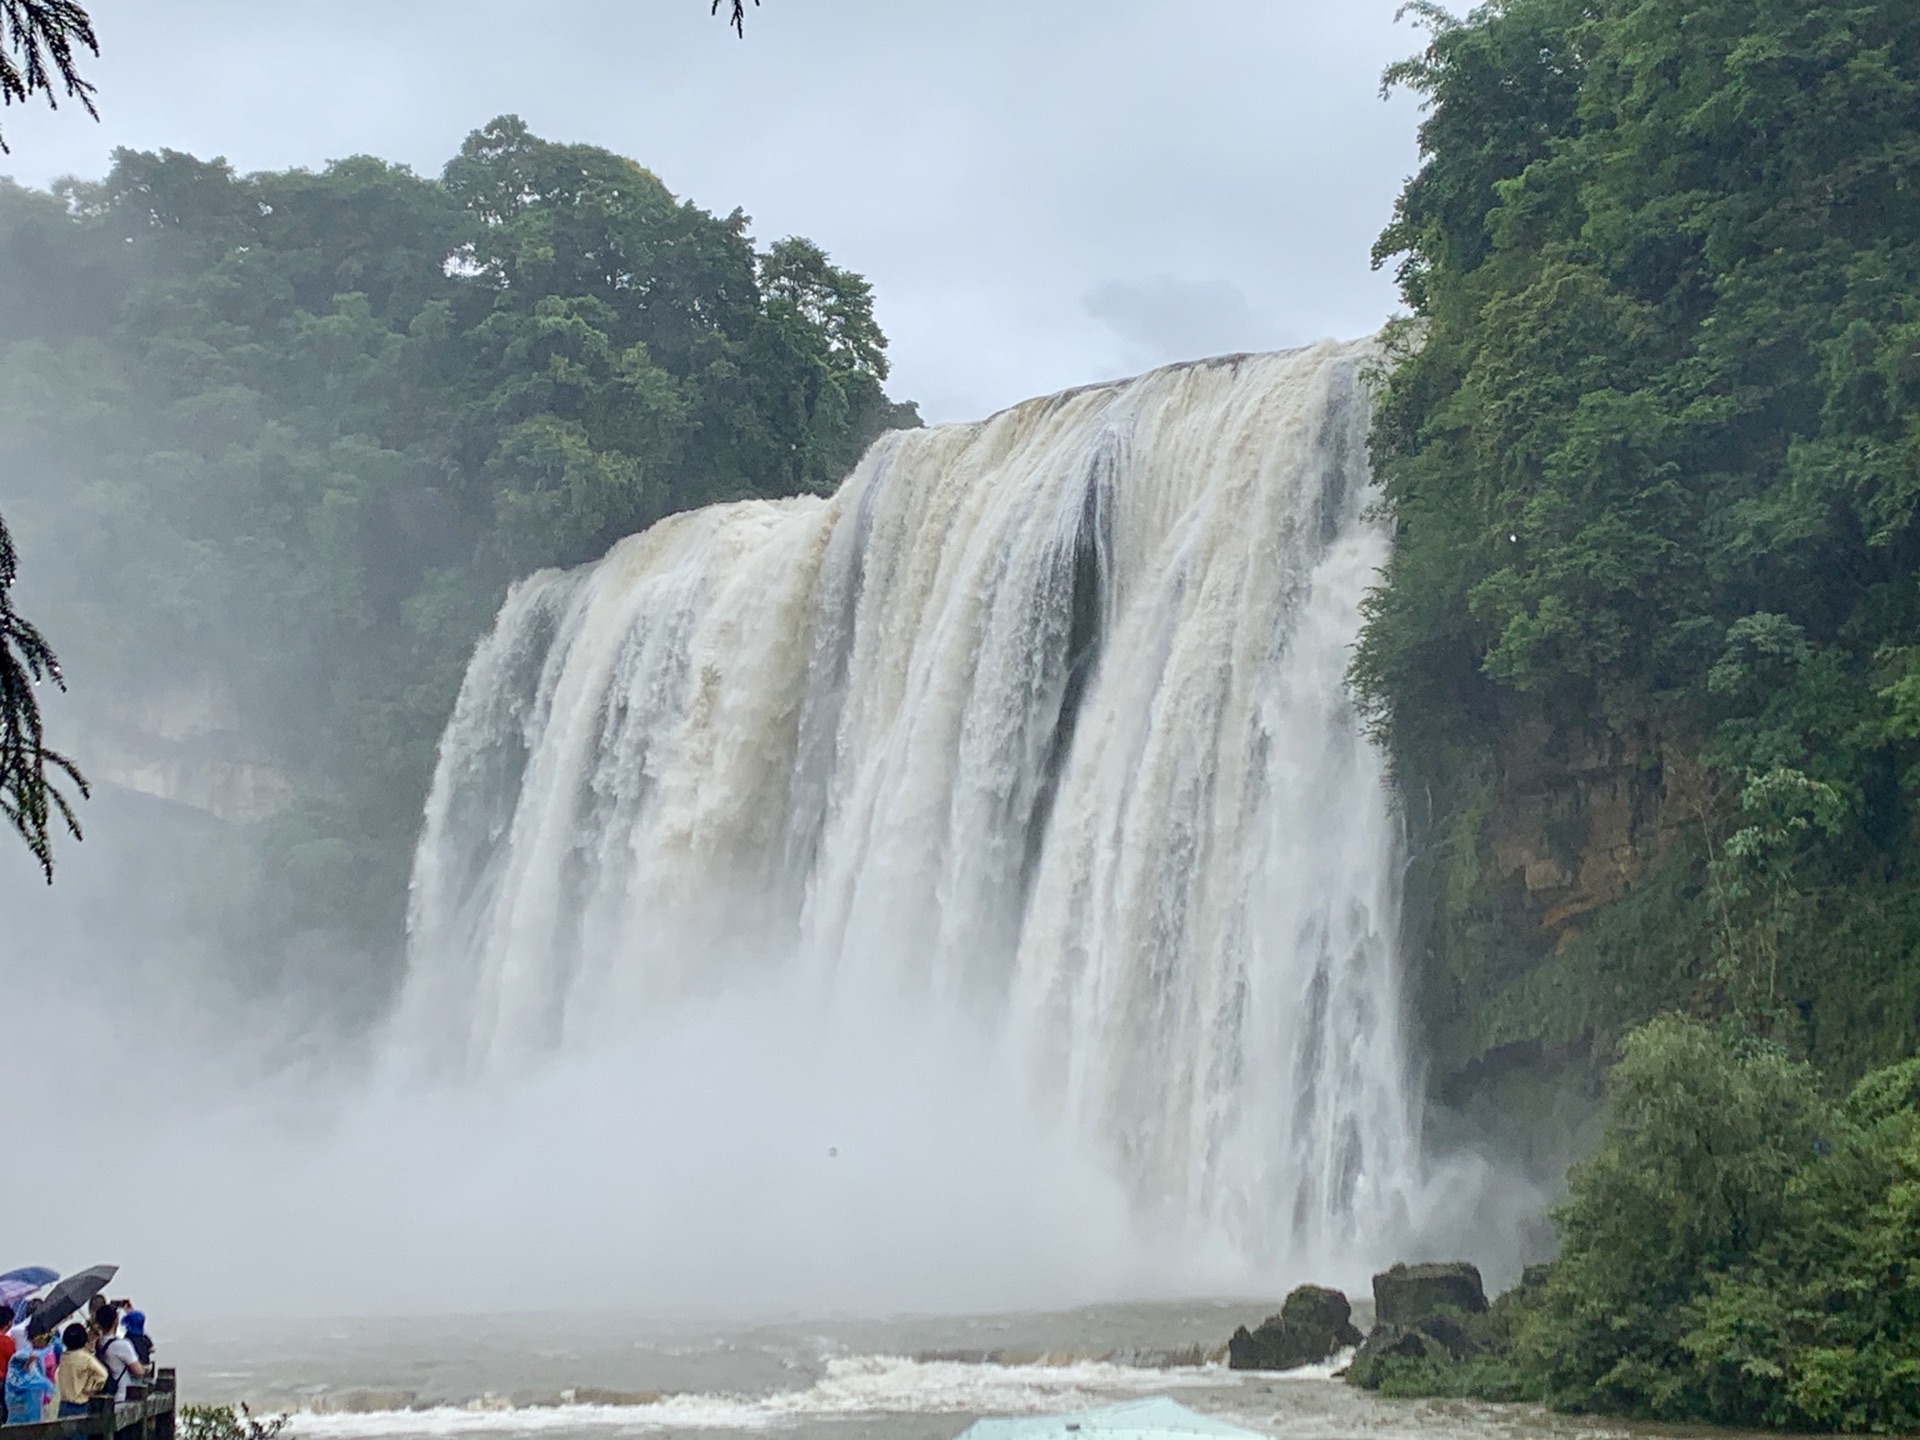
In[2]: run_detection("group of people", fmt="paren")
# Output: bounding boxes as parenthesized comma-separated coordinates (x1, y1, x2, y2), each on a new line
(1, 1299, 155, 1424)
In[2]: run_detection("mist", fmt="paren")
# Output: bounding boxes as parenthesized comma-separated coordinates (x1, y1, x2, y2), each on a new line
(0, 0, 1553, 1350)
(0, 337, 1540, 1334)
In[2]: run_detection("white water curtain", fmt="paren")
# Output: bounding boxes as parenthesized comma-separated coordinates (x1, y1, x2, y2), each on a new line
(401, 340, 1418, 1273)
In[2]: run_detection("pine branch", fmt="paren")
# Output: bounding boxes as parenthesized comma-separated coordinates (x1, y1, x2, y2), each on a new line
(0, 0, 99, 153)
(711, 0, 759, 38)
(0, 511, 88, 882)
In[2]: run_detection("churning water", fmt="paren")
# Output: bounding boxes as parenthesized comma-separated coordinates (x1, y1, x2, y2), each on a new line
(399, 339, 1423, 1283)
(169, 1304, 1685, 1440)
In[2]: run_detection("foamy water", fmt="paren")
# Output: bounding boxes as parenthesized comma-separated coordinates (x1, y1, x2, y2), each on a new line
(166, 1304, 1696, 1440)
(290, 1357, 1242, 1437)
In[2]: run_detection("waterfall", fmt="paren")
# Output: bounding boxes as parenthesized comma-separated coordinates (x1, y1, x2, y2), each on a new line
(401, 338, 1420, 1273)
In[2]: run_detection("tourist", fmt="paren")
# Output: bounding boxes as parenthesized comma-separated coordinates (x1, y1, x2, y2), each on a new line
(0, 1307, 15, 1375)
(5, 1344, 53, 1425)
(54, 1323, 105, 1416)
(98, 1312, 144, 1401)
(122, 1313, 152, 1369)
(27, 1332, 53, 1383)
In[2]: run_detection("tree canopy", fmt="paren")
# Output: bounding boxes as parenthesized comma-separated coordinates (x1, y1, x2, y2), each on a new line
(1355, 0, 1920, 1076)
(1350, 1016, 1920, 1430)
(0, 2, 777, 882)
(0, 118, 915, 951)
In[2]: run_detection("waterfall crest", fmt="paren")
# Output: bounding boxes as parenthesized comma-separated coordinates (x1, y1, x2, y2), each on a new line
(402, 339, 1420, 1271)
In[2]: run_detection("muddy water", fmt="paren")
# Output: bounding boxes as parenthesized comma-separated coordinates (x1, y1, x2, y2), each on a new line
(158, 1301, 1742, 1440)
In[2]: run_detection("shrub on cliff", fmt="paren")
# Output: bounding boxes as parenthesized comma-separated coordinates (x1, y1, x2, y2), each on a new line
(1510, 1018, 1920, 1428)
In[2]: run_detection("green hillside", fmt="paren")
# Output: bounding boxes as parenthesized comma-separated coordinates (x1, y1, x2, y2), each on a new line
(0, 116, 917, 992)
(1357, 0, 1920, 1109)
(1352, 0, 1920, 1425)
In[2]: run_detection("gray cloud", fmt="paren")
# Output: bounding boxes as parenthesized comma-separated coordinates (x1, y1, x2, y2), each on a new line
(0, 0, 1447, 421)
(1084, 275, 1294, 370)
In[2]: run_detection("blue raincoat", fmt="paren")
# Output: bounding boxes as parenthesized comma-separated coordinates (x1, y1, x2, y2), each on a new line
(4, 1348, 54, 1424)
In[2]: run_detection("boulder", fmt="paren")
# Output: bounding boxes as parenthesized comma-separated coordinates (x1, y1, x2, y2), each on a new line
(1227, 1284, 1363, 1370)
(1371, 1262, 1487, 1326)
(1406, 1311, 1476, 1361)
(1353, 1324, 1446, 1368)
(1346, 1311, 1484, 1388)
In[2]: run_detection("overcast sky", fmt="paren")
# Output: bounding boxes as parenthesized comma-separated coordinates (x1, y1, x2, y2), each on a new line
(0, 0, 1442, 423)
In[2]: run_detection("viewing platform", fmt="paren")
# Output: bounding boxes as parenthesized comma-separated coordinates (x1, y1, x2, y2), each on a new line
(8, 1369, 176, 1440)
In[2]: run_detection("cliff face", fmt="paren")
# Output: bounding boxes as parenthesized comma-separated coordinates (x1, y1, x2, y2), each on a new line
(1479, 720, 1695, 957)
(1407, 715, 1714, 1176)
(72, 678, 296, 824)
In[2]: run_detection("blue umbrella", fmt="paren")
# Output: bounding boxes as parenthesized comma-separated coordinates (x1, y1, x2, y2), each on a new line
(0, 1268, 57, 1314)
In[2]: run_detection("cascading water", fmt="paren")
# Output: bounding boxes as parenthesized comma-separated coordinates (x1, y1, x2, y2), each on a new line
(401, 338, 1421, 1276)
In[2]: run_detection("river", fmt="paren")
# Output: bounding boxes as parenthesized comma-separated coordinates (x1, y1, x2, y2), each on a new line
(164, 1301, 1714, 1440)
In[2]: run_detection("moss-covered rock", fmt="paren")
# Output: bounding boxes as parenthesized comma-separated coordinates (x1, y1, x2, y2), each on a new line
(1226, 1284, 1363, 1371)
(1371, 1262, 1486, 1327)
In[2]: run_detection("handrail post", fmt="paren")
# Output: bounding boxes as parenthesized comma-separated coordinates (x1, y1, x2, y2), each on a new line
(156, 1370, 177, 1440)
(87, 1393, 114, 1440)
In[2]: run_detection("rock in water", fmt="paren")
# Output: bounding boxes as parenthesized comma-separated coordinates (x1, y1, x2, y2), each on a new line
(1227, 1284, 1363, 1370)
(1371, 1262, 1487, 1326)
(1345, 1262, 1493, 1388)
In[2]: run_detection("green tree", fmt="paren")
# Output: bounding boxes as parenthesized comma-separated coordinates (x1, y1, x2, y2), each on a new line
(1360, 1017, 1920, 1428)
(1514, 1018, 1920, 1428)
(0, 117, 915, 972)
(0, 1, 776, 883)
(1355, 0, 1920, 1080)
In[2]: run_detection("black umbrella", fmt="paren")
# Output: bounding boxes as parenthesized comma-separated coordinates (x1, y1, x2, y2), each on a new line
(22, 1264, 116, 1335)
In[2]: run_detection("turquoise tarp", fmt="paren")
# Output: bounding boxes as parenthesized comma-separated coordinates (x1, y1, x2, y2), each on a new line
(957, 1398, 1269, 1440)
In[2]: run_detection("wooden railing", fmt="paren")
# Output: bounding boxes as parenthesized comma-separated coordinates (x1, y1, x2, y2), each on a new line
(8, 1368, 176, 1440)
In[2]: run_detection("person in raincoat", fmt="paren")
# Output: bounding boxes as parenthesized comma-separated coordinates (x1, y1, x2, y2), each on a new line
(121, 1312, 151, 1369)
(5, 1342, 55, 1423)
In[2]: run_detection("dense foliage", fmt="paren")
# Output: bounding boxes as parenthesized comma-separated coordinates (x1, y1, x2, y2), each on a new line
(0, 116, 915, 977)
(1355, 0, 1920, 1082)
(1525, 1018, 1920, 1427)
(1355, 1018, 1920, 1429)
(1354, 1, 1920, 1424)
